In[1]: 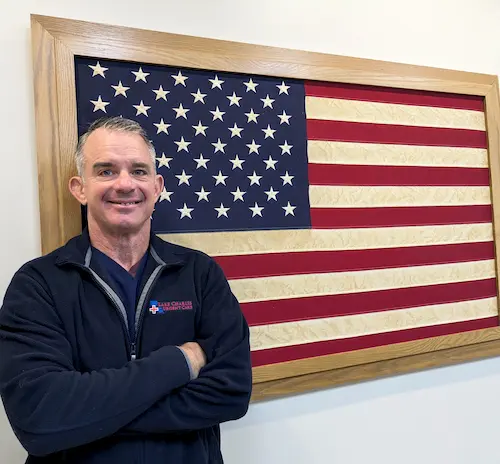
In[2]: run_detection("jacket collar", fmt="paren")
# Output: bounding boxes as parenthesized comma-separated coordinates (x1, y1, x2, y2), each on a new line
(54, 227, 186, 268)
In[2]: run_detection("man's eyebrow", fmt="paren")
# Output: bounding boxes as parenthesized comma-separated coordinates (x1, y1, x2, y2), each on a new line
(92, 162, 114, 170)
(132, 162, 151, 170)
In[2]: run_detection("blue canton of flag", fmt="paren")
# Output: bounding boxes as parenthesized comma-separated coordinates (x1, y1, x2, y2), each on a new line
(75, 58, 311, 234)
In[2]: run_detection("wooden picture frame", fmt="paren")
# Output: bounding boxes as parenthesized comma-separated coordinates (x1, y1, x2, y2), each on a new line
(30, 14, 500, 402)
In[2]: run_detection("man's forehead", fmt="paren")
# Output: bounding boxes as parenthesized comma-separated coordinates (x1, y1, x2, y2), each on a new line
(86, 128, 148, 149)
(83, 130, 151, 160)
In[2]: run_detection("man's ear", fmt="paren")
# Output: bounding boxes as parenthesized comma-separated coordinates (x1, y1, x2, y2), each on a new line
(154, 174, 164, 202)
(69, 176, 87, 205)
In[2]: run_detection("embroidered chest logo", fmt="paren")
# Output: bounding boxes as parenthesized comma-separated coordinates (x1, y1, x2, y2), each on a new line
(149, 300, 193, 314)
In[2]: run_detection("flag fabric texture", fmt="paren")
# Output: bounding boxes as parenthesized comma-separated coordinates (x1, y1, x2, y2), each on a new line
(75, 57, 498, 370)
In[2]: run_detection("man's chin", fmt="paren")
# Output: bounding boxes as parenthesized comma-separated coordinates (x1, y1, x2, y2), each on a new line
(99, 216, 151, 235)
(87, 209, 153, 234)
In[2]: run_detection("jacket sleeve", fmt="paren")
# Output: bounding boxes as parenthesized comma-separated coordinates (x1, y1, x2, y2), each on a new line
(0, 268, 192, 456)
(122, 257, 252, 434)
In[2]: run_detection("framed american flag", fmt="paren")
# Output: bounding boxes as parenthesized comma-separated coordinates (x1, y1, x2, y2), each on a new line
(30, 14, 500, 401)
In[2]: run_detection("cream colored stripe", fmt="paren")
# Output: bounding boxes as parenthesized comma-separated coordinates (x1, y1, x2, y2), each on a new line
(305, 96, 486, 130)
(310, 186, 491, 208)
(230, 259, 495, 303)
(250, 297, 498, 351)
(308, 141, 489, 168)
(157, 222, 493, 257)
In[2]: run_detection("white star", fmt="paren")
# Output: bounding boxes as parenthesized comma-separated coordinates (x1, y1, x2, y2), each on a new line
(194, 154, 210, 169)
(278, 110, 292, 125)
(90, 96, 110, 113)
(277, 81, 290, 95)
(159, 188, 174, 202)
(231, 187, 246, 202)
(172, 103, 190, 119)
(261, 94, 275, 109)
(191, 88, 207, 103)
(111, 81, 130, 97)
(133, 100, 151, 116)
(153, 119, 171, 134)
(280, 171, 294, 186)
(212, 138, 227, 154)
(132, 67, 149, 82)
(228, 123, 244, 138)
(209, 75, 224, 89)
(249, 202, 264, 217)
(246, 140, 261, 154)
(213, 171, 228, 186)
(264, 186, 279, 201)
(227, 92, 242, 107)
(210, 106, 225, 121)
(153, 85, 170, 101)
(175, 170, 192, 186)
(262, 124, 276, 139)
(282, 201, 296, 216)
(279, 141, 293, 155)
(89, 61, 108, 78)
(156, 153, 173, 168)
(192, 121, 208, 136)
(229, 155, 245, 170)
(263, 156, 278, 170)
(243, 78, 258, 92)
(171, 71, 188, 87)
(247, 171, 263, 186)
(195, 187, 211, 202)
(215, 203, 230, 218)
(177, 203, 194, 219)
(245, 109, 259, 123)
(174, 136, 191, 152)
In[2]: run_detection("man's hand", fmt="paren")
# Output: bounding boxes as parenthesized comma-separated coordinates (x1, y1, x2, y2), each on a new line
(178, 342, 207, 378)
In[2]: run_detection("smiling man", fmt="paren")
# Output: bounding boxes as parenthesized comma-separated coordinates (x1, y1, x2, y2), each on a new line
(0, 117, 252, 463)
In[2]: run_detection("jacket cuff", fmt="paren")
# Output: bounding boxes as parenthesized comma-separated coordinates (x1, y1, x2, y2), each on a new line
(176, 346, 195, 380)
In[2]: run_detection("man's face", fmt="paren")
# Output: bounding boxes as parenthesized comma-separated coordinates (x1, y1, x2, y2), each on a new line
(70, 128, 163, 235)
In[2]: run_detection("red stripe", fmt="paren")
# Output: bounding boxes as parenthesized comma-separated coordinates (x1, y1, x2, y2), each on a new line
(217, 242, 494, 280)
(306, 120, 487, 148)
(308, 164, 490, 186)
(310, 205, 492, 228)
(241, 278, 497, 326)
(304, 81, 485, 111)
(251, 316, 498, 367)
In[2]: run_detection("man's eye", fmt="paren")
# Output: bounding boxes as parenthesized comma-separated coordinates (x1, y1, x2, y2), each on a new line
(134, 169, 147, 175)
(99, 170, 113, 176)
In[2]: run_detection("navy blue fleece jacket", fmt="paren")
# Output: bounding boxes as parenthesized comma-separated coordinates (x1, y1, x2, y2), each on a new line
(0, 230, 252, 463)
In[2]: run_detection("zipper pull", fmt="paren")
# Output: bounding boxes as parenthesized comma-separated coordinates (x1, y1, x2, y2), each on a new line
(130, 343, 136, 361)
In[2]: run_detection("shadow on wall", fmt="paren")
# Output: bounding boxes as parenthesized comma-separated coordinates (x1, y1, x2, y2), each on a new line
(232, 355, 500, 427)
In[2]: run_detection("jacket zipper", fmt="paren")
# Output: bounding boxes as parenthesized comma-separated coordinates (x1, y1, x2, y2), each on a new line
(132, 262, 166, 360)
(86, 268, 134, 359)
(72, 260, 133, 360)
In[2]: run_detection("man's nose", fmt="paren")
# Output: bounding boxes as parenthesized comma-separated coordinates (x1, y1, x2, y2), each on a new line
(114, 171, 135, 191)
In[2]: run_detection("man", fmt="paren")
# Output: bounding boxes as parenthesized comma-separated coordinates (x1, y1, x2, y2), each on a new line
(0, 117, 252, 463)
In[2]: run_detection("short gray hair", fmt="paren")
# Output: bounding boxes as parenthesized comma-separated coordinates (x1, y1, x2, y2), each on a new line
(75, 116, 157, 177)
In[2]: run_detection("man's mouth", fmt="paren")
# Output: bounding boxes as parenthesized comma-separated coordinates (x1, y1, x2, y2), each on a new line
(108, 200, 142, 206)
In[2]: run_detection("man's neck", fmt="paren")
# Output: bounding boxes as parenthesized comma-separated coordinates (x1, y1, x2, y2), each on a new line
(88, 221, 150, 274)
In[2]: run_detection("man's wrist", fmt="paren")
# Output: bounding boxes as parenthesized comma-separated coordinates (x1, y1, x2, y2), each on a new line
(176, 346, 196, 380)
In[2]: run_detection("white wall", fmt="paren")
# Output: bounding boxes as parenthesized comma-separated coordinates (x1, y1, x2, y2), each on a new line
(2, 0, 500, 462)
